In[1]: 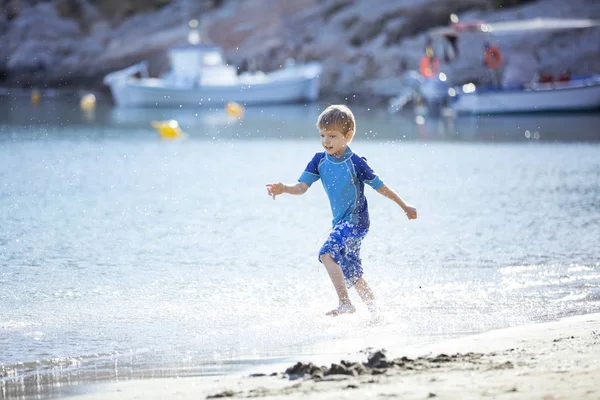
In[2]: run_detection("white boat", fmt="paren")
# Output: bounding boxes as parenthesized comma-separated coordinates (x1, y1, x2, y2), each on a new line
(104, 44, 322, 108)
(452, 74, 600, 114)
(392, 18, 600, 115)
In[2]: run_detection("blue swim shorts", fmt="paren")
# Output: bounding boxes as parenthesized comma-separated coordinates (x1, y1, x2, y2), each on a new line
(319, 221, 369, 288)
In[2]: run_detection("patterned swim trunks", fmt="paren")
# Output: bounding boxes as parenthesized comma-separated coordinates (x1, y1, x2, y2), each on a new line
(319, 221, 369, 288)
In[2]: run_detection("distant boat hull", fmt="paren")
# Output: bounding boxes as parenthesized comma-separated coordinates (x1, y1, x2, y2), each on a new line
(105, 62, 322, 108)
(453, 78, 600, 115)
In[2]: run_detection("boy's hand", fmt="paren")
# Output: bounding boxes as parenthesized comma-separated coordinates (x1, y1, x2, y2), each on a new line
(266, 182, 285, 200)
(403, 205, 417, 220)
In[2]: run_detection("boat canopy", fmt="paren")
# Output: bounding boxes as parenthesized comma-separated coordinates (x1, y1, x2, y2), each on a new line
(429, 17, 600, 37)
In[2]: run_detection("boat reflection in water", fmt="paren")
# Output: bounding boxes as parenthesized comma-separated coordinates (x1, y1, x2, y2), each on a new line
(402, 111, 600, 142)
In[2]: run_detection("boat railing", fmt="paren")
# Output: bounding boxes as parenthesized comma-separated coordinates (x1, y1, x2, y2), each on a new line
(529, 73, 600, 91)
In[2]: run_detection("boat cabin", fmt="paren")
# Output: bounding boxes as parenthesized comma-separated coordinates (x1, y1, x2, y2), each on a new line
(167, 45, 237, 87)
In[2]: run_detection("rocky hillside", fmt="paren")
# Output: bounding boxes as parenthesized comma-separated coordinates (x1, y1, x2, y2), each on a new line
(1, 0, 599, 103)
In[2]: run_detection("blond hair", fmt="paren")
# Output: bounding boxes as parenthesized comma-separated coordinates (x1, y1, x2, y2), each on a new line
(316, 104, 355, 136)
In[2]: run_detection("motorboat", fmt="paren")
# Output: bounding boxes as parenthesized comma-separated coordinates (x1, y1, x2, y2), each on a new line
(451, 73, 600, 114)
(104, 44, 322, 108)
(390, 17, 600, 115)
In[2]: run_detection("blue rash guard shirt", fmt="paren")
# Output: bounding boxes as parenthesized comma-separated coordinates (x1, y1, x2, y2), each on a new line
(298, 146, 384, 228)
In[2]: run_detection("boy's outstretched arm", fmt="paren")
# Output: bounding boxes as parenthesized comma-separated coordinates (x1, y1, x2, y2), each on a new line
(376, 184, 417, 220)
(266, 182, 309, 200)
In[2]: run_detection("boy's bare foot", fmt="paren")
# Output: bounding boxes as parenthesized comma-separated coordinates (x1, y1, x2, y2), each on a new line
(326, 303, 356, 317)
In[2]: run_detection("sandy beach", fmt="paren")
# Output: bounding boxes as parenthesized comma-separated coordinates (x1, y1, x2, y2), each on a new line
(67, 313, 599, 400)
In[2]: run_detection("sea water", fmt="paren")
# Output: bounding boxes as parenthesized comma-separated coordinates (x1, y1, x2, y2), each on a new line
(1, 95, 599, 398)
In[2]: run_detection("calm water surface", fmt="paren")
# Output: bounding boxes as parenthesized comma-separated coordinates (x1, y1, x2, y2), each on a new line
(1, 94, 600, 398)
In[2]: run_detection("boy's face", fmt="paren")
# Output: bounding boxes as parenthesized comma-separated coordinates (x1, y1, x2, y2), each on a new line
(320, 128, 353, 157)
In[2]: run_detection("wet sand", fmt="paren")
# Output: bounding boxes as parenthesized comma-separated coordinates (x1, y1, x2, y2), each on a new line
(68, 313, 599, 399)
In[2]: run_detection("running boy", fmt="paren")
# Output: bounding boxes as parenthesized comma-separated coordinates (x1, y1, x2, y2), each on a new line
(266, 104, 417, 317)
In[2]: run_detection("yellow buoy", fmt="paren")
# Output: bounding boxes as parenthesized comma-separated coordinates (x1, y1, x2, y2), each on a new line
(151, 119, 185, 139)
(225, 101, 244, 117)
(80, 93, 96, 111)
(31, 90, 40, 105)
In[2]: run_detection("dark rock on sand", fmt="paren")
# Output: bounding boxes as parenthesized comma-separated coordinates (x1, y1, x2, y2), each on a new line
(284, 362, 326, 380)
(324, 362, 359, 377)
(365, 349, 391, 368)
(206, 389, 238, 398)
(281, 349, 488, 380)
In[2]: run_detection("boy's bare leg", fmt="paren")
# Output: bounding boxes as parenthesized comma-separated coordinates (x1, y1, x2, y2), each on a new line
(320, 253, 355, 316)
(354, 277, 378, 314)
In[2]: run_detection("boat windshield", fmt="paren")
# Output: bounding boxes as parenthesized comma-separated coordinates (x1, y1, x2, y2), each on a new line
(203, 51, 224, 66)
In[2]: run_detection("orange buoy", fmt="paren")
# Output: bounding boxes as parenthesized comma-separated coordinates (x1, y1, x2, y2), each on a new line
(151, 120, 185, 139)
(31, 90, 41, 105)
(420, 55, 440, 78)
(484, 45, 503, 69)
(80, 93, 96, 111)
(225, 101, 244, 117)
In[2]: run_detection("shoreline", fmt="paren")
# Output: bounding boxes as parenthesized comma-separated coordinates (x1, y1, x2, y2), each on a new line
(66, 312, 600, 400)
(0, 84, 389, 108)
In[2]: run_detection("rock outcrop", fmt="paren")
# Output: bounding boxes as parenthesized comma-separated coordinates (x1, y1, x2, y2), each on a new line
(0, 0, 598, 104)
